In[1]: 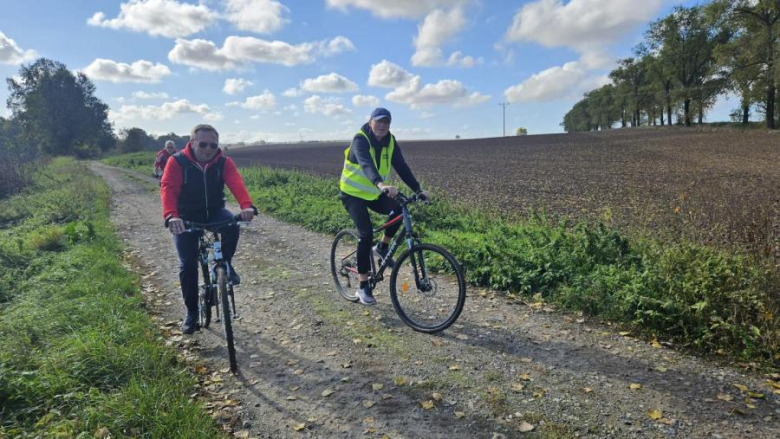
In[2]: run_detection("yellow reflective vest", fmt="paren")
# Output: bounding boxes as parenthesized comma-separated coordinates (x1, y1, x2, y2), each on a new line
(340, 130, 395, 200)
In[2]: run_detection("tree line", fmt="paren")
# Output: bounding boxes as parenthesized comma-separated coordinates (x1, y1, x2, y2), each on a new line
(562, 0, 780, 132)
(0, 58, 188, 197)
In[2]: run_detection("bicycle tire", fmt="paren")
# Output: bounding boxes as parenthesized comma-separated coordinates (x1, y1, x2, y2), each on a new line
(217, 266, 238, 373)
(330, 229, 360, 302)
(389, 243, 466, 333)
(200, 262, 212, 329)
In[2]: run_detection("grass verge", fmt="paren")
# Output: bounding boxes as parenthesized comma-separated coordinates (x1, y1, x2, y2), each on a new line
(0, 158, 221, 437)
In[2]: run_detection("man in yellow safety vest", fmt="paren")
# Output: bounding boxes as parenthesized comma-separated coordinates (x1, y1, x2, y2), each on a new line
(339, 107, 430, 305)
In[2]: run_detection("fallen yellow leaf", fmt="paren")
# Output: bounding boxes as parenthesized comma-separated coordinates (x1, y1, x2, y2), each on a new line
(583, 387, 593, 393)
(512, 383, 525, 392)
(532, 389, 546, 398)
(293, 423, 305, 431)
(455, 411, 466, 419)
(619, 331, 631, 336)
(716, 393, 734, 402)
(518, 373, 531, 381)
(432, 392, 443, 401)
(194, 365, 208, 375)
(651, 340, 662, 348)
(363, 400, 376, 408)
(321, 389, 335, 397)
(421, 400, 435, 410)
(394, 377, 407, 386)
(655, 366, 668, 372)
(286, 395, 297, 400)
(767, 380, 780, 390)
(352, 338, 362, 344)
(363, 417, 375, 424)
(630, 383, 643, 390)
(648, 409, 663, 420)
(747, 392, 765, 399)
(449, 365, 460, 371)
(733, 384, 749, 393)
(372, 383, 384, 391)
(293, 369, 304, 375)
(518, 421, 534, 432)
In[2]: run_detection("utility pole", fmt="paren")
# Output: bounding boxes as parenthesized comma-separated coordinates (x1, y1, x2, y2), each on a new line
(499, 102, 510, 137)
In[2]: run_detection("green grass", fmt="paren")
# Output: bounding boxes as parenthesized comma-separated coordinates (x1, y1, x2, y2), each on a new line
(102, 151, 156, 175)
(0, 158, 221, 438)
(103, 156, 779, 365)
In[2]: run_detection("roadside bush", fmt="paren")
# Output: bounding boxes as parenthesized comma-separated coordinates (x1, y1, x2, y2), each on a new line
(26, 226, 66, 251)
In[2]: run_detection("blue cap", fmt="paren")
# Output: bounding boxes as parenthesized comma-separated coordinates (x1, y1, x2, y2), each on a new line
(370, 107, 391, 122)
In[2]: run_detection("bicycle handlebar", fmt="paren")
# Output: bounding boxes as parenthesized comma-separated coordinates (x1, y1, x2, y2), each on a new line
(382, 189, 430, 206)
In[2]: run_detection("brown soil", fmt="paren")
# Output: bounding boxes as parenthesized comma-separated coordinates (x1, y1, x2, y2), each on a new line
(91, 162, 780, 439)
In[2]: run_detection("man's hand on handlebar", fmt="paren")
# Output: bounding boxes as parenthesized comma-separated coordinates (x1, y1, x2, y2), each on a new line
(378, 182, 398, 198)
(417, 190, 431, 202)
(240, 207, 256, 222)
(168, 217, 185, 235)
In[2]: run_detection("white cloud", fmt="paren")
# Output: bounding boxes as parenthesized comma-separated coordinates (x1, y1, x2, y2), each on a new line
(132, 91, 169, 99)
(505, 0, 663, 51)
(223, 78, 253, 95)
(109, 99, 216, 123)
(0, 31, 36, 65)
(326, 0, 467, 19)
(368, 60, 415, 88)
(282, 88, 302, 97)
(352, 95, 380, 107)
(304, 95, 351, 116)
(447, 51, 482, 68)
(369, 60, 489, 109)
(301, 73, 359, 93)
(168, 36, 320, 70)
(503, 60, 610, 103)
(224, 0, 289, 34)
(87, 0, 217, 38)
(204, 112, 224, 122)
(237, 91, 277, 110)
(411, 8, 467, 66)
(388, 78, 490, 108)
(83, 58, 171, 83)
(319, 36, 356, 56)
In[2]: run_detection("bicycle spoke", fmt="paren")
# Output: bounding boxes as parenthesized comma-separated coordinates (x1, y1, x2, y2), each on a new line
(390, 244, 465, 333)
(331, 230, 361, 302)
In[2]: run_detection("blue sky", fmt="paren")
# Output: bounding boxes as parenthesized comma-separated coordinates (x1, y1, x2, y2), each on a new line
(1, 0, 730, 143)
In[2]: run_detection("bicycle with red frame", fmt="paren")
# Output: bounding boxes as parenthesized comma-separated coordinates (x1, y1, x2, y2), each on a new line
(330, 191, 466, 333)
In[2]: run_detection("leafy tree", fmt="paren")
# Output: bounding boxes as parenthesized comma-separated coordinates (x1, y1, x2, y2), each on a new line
(120, 127, 155, 153)
(610, 58, 650, 127)
(730, 0, 780, 129)
(515, 127, 528, 135)
(155, 132, 189, 150)
(6, 58, 114, 156)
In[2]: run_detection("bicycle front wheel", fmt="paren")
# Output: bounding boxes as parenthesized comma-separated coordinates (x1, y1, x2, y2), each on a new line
(389, 243, 466, 333)
(330, 229, 360, 302)
(216, 266, 238, 373)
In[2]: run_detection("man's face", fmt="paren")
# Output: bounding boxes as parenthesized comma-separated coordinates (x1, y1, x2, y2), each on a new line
(369, 117, 390, 140)
(165, 144, 175, 154)
(192, 130, 219, 163)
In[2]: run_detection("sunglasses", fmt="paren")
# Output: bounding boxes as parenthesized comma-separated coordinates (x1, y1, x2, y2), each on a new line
(196, 141, 219, 149)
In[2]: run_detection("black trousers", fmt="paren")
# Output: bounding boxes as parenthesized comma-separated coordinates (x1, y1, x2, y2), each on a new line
(340, 192, 402, 274)
(173, 208, 239, 315)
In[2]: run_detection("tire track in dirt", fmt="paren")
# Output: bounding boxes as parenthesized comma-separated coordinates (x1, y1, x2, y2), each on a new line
(91, 162, 779, 439)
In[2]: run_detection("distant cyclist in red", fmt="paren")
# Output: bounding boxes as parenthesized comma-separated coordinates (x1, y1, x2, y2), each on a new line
(154, 140, 176, 179)
(160, 124, 256, 334)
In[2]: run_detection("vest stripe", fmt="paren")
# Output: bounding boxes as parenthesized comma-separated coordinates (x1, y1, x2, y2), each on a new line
(339, 131, 395, 201)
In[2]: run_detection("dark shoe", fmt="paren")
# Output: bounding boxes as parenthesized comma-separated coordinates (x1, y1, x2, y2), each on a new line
(373, 244, 395, 268)
(356, 286, 376, 306)
(182, 313, 198, 334)
(229, 264, 240, 285)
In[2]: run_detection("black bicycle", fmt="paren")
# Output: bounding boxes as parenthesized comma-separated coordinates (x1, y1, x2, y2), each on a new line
(330, 192, 466, 333)
(183, 214, 249, 373)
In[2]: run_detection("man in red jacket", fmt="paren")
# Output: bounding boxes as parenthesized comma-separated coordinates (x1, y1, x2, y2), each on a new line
(161, 124, 256, 334)
(154, 140, 176, 178)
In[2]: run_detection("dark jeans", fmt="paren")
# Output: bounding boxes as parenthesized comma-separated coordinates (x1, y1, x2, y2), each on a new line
(173, 208, 239, 315)
(340, 192, 401, 274)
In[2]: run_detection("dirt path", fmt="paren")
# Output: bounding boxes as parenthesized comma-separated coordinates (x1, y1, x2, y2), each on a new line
(91, 162, 779, 439)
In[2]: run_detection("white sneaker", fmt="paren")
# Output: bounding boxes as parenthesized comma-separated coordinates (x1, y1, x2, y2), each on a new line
(356, 287, 376, 305)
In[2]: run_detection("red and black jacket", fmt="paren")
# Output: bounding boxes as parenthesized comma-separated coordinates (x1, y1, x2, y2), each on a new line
(160, 142, 253, 223)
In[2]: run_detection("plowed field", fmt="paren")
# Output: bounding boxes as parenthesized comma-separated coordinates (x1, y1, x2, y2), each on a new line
(229, 128, 780, 262)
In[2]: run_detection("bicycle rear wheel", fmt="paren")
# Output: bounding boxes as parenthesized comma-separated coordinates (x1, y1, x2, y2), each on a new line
(217, 266, 238, 373)
(330, 229, 360, 302)
(389, 243, 466, 333)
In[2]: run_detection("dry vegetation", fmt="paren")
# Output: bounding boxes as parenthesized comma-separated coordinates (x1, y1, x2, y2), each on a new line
(229, 127, 780, 264)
